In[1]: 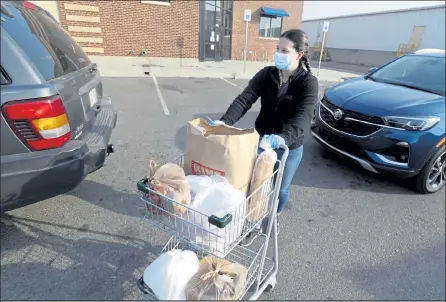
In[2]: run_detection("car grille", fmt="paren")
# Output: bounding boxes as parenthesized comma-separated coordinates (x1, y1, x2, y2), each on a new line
(319, 128, 370, 160)
(320, 98, 383, 136)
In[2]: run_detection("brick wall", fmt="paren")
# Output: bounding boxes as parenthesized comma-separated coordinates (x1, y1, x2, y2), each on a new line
(231, 1, 304, 61)
(56, 0, 302, 60)
(58, 0, 199, 57)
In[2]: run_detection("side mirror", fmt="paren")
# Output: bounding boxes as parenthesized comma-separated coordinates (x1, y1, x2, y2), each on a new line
(367, 67, 378, 74)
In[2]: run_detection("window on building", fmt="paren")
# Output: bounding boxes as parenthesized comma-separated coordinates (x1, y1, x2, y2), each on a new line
(223, 10, 232, 37)
(259, 15, 282, 38)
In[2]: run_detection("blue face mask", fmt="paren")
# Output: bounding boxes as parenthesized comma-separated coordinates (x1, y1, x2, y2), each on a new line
(274, 52, 291, 70)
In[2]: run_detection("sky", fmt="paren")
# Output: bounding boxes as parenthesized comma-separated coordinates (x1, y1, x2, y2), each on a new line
(302, 1, 446, 20)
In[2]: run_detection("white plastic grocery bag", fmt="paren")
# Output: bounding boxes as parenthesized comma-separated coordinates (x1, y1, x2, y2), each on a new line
(143, 249, 200, 300)
(187, 175, 228, 200)
(189, 180, 246, 257)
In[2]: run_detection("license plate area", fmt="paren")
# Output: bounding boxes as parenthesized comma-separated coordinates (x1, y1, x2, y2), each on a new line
(321, 129, 368, 159)
(89, 88, 98, 108)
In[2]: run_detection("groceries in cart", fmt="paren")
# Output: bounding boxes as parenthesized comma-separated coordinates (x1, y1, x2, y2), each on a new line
(247, 139, 277, 222)
(188, 176, 247, 257)
(138, 117, 282, 255)
(137, 117, 288, 300)
(146, 160, 191, 216)
(142, 249, 248, 301)
(184, 118, 259, 194)
(186, 175, 228, 199)
(185, 255, 248, 300)
(144, 168, 249, 255)
(142, 249, 200, 300)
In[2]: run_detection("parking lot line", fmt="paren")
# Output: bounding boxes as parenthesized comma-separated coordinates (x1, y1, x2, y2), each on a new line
(152, 75, 170, 115)
(220, 77, 243, 90)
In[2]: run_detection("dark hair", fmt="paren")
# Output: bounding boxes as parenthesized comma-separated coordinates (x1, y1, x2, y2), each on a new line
(280, 29, 312, 73)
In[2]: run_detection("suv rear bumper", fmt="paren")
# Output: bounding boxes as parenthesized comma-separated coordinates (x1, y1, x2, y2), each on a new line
(0, 105, 117, 213)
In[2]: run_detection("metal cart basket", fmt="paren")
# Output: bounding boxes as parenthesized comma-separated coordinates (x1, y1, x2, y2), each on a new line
(136, 145, 289, 300)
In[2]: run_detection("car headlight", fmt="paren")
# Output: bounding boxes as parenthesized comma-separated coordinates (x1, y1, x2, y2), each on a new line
(382, 116, 440, 131)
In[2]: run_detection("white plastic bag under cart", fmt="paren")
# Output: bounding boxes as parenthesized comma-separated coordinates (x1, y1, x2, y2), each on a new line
(138, 236, 266, 301)
(142, 249, 200, 300)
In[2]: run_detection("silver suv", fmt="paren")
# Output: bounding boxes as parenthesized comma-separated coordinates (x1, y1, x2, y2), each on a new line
(1, 1, 117, 213)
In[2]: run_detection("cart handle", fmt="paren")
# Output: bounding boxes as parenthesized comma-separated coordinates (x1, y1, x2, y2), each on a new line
(137, 178, 150, 194)
(278, 144, 289, 164)
(137, 177, 232, 228)
(208, 214, 232, 228)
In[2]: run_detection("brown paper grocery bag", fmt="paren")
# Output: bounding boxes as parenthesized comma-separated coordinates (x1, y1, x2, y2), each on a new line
(184, 118, 259, 193)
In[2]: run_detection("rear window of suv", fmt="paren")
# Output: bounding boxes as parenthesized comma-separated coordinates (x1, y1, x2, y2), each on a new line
(1, 2, 91, 81)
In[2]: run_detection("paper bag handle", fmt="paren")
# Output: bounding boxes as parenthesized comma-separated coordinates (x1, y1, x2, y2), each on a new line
(189, 118, 256, 136)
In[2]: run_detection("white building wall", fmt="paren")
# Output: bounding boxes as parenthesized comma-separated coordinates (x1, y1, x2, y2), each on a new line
(302, 6, 445, 53)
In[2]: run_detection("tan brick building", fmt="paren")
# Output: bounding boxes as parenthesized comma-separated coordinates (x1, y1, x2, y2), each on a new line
(31, 0, 303, 61)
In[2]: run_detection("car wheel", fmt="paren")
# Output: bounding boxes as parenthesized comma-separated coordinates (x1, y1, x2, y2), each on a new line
(414, 146, 446, 194)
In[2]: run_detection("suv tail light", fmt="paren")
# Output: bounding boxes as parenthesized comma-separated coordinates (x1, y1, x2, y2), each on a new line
(2, 96, 72, 151)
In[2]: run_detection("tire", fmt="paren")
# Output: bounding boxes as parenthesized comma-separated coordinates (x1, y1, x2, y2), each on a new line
(413, 146, 446, 194)
(264, 276, 277, 293)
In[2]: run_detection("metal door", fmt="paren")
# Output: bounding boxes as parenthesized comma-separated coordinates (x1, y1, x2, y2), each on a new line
(409, 26, 426, 50)
(199, 0, 233, 61)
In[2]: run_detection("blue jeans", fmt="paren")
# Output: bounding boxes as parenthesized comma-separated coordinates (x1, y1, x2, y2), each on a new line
(258, 146, 304, 214)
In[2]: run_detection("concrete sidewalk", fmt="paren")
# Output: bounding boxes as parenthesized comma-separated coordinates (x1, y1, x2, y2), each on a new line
(90, 56, 362, 82)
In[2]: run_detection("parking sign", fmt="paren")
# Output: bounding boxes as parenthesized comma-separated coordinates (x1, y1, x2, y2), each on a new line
(244, 9, 251, 22)
(323, 21, 329, 32)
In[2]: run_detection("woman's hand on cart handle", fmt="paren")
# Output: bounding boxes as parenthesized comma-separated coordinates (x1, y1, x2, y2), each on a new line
(207, 117, 226, 126)
(262, 134, 286, 150)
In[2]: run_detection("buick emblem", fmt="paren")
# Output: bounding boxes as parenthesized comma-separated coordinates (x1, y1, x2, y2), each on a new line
(333, 109, 343, 120)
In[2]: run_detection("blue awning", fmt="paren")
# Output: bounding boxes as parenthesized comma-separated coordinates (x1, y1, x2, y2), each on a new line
(261, 7, 289, 17)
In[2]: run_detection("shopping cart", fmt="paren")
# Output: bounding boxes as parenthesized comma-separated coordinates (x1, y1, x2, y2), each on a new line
(136, 145, 289, 300)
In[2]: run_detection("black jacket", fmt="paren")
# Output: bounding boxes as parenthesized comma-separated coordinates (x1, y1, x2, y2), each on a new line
(220, 66, 319, 150)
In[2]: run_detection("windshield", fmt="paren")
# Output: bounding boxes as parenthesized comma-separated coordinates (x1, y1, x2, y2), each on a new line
(1, 2, 91, 81)
(369, 54, 445, 96)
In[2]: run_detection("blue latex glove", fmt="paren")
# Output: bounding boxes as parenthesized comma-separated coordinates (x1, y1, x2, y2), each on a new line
(207, 118, 225, 126)
(261, 134, 285, 149)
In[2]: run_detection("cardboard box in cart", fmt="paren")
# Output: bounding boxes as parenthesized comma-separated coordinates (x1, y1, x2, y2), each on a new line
(184, 118, 259, 194)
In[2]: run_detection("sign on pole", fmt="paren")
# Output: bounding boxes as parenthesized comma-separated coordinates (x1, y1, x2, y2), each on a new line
(322, 21, 330, 32)
(244, 9, 252, 22)
(317, 21, 330, 77)
(243, 9, 251, 73)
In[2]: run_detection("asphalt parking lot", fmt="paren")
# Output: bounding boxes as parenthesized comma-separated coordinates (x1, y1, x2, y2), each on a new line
(1, 76, 445, 300)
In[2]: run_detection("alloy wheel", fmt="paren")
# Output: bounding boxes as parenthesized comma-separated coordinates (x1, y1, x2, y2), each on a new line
(427, 151, 446, 190)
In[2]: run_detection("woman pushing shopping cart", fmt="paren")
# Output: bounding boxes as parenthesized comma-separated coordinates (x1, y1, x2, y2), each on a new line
(136, 29, 318, 300)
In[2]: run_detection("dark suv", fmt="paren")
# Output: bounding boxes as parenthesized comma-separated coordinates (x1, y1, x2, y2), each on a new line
(1, 1, 117, 212)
